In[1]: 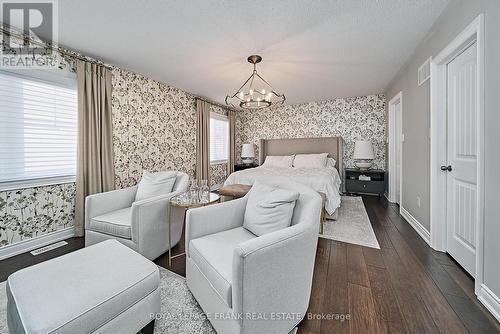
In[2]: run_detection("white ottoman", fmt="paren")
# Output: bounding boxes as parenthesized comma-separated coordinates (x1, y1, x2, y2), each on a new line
(6, 240, 160, 334)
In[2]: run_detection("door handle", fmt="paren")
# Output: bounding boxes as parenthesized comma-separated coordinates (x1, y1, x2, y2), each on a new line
(440, 165, 452, 172)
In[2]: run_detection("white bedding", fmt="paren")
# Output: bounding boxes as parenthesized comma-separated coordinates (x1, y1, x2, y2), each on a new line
(224, 166, 342, 215)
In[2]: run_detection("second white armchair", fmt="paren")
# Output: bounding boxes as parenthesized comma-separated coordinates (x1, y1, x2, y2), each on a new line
(185, 180, 322, 334)
(84, 171, 189, 260)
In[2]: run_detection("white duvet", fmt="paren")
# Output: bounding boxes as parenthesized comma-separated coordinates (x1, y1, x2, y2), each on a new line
(224, 166, 342, 215)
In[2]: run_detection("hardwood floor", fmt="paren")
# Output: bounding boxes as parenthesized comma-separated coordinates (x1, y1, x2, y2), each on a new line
(1, 196, 498, 333)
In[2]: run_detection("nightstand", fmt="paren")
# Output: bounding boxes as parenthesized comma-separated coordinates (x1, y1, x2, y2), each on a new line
(234, 163, 258, 171)
(345, 168, 385, 196)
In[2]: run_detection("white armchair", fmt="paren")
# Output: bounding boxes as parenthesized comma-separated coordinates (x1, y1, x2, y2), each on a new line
(185, 180, 322, 334)
(84, 172, 189, 260)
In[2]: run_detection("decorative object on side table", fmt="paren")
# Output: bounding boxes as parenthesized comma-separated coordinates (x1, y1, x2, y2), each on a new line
(234, 163, 258, 171)
(353, 140, 375, 170)
(167, 183, 220, 266)
(345, 168, 385, 196)
(241, 143, 255, 164)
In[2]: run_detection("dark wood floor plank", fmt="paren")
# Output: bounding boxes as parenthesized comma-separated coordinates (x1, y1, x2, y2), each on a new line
(319, 241, 349, 334)
(346, 243, 370, 287)
(386, 211, 470, 298)
(431, 249, 458, 266)
(348, 282, 384, 334)
(298, 237, 331, 334)
(384, 225, 469, 334)
(443, 264, 500, 332)
(380, 320, 410, 334)
(366, 265, 405, 324)
(446, 293, 500, 333)
(371, 223, 394, 249)
(380, 247, 440, 334)
(364, 203, 394, 249)
(362, 247, 386, 269)
(442, 264, 476, 299)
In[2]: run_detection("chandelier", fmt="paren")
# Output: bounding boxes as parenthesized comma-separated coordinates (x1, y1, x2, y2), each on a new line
(225, 55, 285, 109)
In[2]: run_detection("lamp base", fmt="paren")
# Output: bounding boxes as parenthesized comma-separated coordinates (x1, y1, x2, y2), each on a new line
(242, 157, 254, 164)
(354, 160, 373, 170)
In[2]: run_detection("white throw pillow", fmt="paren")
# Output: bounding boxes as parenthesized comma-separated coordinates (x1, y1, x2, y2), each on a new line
(326, 157, 337, 168)
(135, 171, 178, 201)
(243, 181, 300, 236)
(262, 155, 294, 168)
(293, 153, 328, 168)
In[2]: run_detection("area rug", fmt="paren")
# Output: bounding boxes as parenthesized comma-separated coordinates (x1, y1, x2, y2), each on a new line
(320, 196, 380, 249)
(0, 267, 298, 334)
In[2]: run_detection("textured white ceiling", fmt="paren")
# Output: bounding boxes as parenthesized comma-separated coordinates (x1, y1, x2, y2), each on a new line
(54, 0, 449, 105)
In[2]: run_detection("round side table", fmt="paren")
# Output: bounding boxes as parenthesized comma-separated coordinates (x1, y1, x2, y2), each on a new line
(168, 192, 220, 266)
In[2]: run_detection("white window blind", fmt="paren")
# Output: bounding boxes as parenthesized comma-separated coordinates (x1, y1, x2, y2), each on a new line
(0, 70, 78, 188)
(210, 113, 229, 163)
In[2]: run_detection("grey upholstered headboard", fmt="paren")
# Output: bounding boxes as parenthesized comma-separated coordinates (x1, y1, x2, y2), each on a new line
(258, 137, 344, 172)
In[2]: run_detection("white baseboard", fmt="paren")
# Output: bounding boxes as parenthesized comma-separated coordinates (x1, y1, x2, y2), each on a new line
(400, 206, 430, 245)
(478, 284, 500, 323)
(0, 227, 75, 260)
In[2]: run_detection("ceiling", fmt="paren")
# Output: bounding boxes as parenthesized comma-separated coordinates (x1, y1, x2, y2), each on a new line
(52, 0, 449, 105)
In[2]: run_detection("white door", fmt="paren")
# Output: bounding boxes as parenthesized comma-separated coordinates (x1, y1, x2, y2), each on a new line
(389, 95, 402, 204)
(445, 42, 477, 276)
(395, 102, 401, 203)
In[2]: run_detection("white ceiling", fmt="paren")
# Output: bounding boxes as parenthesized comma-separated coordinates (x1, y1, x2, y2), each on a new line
(54, 0, 449, 105)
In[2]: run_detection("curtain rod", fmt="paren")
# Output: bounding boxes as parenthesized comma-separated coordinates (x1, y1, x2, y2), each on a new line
(194, 95, 239, 113)
(0, 25, 114, 69)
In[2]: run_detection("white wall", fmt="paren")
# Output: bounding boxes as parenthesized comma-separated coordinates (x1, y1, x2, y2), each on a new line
(385, 0, 500, 300)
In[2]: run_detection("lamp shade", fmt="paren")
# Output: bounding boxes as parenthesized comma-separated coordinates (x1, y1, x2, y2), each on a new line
(241, 143, 255, 158)
(353, 140, 374, 159)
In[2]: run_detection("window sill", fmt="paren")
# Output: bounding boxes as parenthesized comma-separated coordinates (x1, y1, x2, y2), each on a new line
(0, 176, 76, 192)
(210, 160, 228, 166)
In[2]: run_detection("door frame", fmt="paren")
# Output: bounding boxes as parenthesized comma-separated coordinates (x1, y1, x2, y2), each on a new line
(388, 92, 403, 204)
(430, 14, 484, 293)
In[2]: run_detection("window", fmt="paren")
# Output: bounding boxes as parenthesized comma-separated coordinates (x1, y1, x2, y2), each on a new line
(0, 70, 78, 190)
(210, 112, 229, 163)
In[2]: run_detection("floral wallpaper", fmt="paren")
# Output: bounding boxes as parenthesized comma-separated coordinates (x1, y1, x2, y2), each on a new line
(210, 163, 228, 187)
(111, 68, 198, 188)
(236, 94, 386, 170)
(0, 183, 75, 247)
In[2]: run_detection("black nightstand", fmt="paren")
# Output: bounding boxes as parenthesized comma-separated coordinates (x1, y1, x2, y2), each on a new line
(234, 163, 258, 171)
(345, 168, 385, 196)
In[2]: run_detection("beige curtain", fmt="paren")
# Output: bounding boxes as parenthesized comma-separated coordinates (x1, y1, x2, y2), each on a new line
(227, 109, 236, 174)
(74, 61, 115, 236)
(196, 99, 210, 182)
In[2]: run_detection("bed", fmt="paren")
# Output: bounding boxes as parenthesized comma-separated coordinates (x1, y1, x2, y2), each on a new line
(224, 137, 344, 219)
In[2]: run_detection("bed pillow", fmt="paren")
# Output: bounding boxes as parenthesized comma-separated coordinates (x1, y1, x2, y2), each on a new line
(262, 155, 294, 168)
(135, 170, 178, 201)
(327, 157, 337, 168)
(243, 181, 300, 236)
(293, 153, 328, 168)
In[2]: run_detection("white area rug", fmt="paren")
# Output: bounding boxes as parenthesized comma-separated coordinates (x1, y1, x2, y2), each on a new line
(320, 196, 380, 249)
(0, 267, 298, 334)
